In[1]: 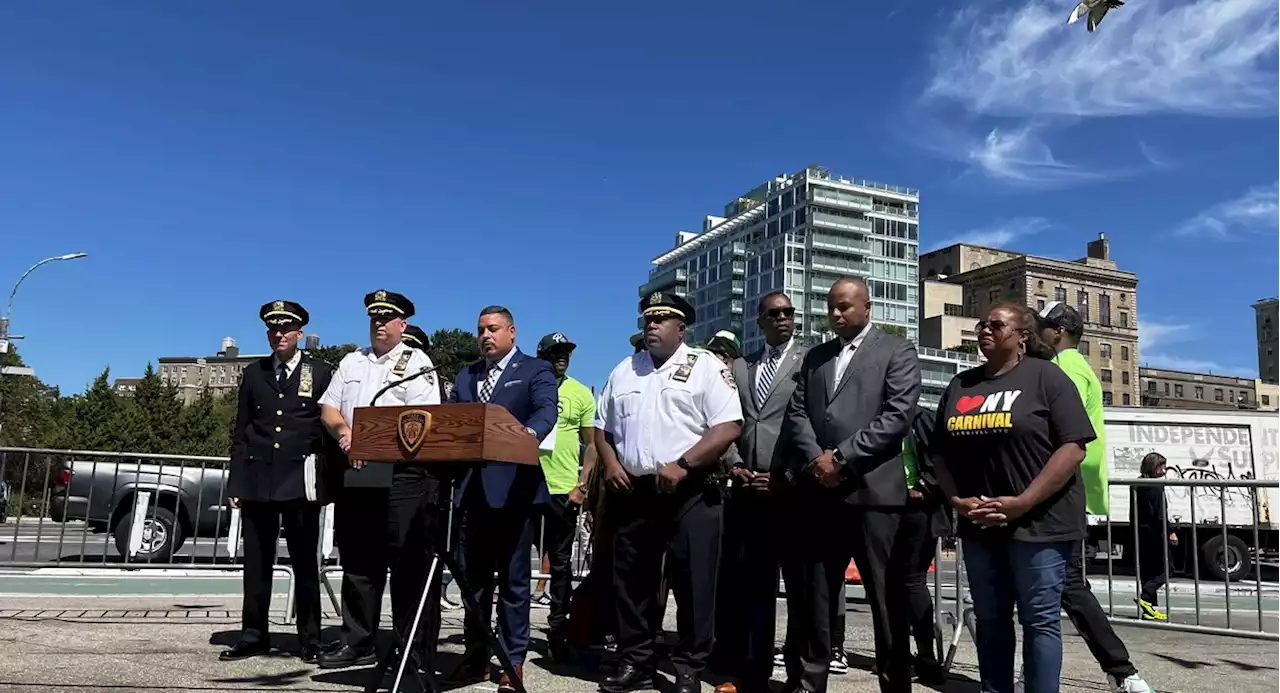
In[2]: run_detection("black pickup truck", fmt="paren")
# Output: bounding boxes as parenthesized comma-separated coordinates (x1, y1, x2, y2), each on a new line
(48, 458, 233, 562)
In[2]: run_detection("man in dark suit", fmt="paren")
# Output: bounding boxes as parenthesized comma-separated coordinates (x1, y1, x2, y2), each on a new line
(713, 291, 807, 693)
(781, 277, 921, 693)
(223, 300, 334, 664)
(447, 305, 558, 693)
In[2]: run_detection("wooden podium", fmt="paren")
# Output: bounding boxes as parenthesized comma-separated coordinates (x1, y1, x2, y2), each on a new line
(344, 402, 535, 693)
(349, 403, 539, 466)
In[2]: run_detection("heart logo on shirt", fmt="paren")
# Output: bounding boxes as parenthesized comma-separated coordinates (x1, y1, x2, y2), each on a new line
(955, 395, 986, 415)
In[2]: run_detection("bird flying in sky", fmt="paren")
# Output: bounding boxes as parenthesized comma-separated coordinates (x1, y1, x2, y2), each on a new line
(1067, 0, 1124, 32)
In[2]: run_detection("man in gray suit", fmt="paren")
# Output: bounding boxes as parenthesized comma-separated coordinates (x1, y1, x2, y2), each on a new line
(712, 291, 807, 693)
(780, 277, 920, 693)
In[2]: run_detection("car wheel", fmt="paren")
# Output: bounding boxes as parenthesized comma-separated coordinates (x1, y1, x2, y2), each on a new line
(113, 505, 184, 563)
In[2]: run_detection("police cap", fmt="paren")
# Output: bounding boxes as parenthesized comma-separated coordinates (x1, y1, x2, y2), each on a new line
(402, 325, 430, 352)
(365, 289, 415, 319)
(639, 291, 696, 325)
(260, 300, 309, 328)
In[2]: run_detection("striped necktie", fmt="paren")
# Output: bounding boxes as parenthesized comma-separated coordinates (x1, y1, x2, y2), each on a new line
(478, 362, 498, 403)
(756, 346, 781, 404)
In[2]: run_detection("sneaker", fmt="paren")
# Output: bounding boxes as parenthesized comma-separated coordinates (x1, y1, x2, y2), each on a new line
(532, 592, 552, 609)
(829, 650, 849, 675)
(773, 647, 785, 668)
(440, 595, 463, 611)
(1136, 599, 1168, 622)
(1109, 673, 1154, 693)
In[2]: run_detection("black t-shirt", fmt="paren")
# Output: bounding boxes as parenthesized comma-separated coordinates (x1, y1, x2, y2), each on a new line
(934, 357, 1096, 543)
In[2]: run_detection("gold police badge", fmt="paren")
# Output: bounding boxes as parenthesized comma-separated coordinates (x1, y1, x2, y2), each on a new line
(397, 409, 433, 455)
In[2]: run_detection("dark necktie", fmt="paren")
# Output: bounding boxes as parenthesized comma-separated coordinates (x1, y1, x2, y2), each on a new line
(478, 363, 497, 403)
(277, 362, 288, 387)
(757, 346, 781, 404)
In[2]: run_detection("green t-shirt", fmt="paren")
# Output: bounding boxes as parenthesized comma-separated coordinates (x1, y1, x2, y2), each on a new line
(540, 376, 596, 495)
(1052, 348, 1109, 515)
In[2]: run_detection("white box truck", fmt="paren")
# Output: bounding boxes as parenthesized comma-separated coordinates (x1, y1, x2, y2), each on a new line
(1087, 407, 1279, 581)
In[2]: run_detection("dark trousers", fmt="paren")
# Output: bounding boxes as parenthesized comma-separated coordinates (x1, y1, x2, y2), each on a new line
(782, 498, 910, 693)
(457, 483, 535, 665)
(1061, 540, 1137, 678)
(240, 499, 322, 647)
(1137, 542, 1169, 606)
(711, 488, 779, 692)
(336, 479, 444, 663)
(612, 476, 723, 677)
(534, 493, 580, 634)
(894, 500, 939, 668)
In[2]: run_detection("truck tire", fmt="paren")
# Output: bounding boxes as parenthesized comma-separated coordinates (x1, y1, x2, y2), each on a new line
(113, 505, 183, 563)
(1201, 534, 1250, 582)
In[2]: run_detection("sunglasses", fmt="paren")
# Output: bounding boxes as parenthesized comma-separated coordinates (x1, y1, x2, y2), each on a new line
(976, 319, 1017, 333)
(764, 307, 796, 319)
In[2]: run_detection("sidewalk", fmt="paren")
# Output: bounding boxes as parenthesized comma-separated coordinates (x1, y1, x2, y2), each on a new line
(0, 593, 1276, 693)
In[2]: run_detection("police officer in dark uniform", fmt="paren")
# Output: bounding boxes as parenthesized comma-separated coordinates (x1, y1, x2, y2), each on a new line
(403, 325, 448, 402)
(222, 300, 335, 663)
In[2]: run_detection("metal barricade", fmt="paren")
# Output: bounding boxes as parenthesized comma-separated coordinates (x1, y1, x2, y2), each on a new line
(0, 446, 296, 623)
(1101, 477, 1277, 641)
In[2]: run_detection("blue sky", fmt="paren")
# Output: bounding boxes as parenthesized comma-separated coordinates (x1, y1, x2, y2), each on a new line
(1, 0, 1276, 397)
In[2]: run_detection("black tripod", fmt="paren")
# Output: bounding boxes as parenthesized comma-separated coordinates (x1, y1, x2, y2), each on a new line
(361, 479, 527, 693)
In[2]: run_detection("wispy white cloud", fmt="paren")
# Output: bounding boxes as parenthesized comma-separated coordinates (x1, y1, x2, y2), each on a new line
(1139, 320, 1254, 376)
(926, 0, 1280, 118)
(1174, 182, 1280, 239)
(966, 125, 1106, 186)
(934, 217, 1050, 250)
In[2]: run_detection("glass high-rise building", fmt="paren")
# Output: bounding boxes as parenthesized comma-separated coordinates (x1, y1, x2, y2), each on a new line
(639, 165, 920, 355)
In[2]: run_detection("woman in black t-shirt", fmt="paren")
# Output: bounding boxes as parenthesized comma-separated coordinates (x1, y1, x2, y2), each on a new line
(932, 302, 1096, 693)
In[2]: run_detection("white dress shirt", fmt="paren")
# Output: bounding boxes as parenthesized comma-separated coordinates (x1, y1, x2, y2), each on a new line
(595, 343, 743, 477)
(319, 341, 440, 426)
(833, 322, 873, 388)
(754, 336, 796, 394)
(479, 348, 518, 397)
(274, 350, 302, 380)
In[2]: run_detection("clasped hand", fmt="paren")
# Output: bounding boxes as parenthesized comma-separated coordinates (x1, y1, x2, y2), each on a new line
(805, 451, 842, 488)
(953, 495, 1031, 528)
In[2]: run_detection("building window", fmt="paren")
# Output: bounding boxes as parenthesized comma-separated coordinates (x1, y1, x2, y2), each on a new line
(1214, 388, 1224, 402)
(1101, 369, 1113, 383)
(1099, 294, 1111, 326)
(1194, 386, 1204, 400)
(1264, 395, 1272, 406)
(1122, 371, 1130, 385)
(1036, 298, 1045, 311)
(988, 288, 1000, 305)
(1103, 391, 1113, 405)
(1175, 384, 1184, 397)
(1121, 345, 1129, 361)
(1055, 287, 1067, 303)
(1119, 311, 1129, 328)
(1240, 390, 1250, 403)
(1079, 340, 1090, 356)
(1100, 343, 1112, 359)
(1123, 393, 1131, 405)
(1077, 291, 1089, 321)
(1164, 382, 1170, 395)
(1147, 380, 1157, 393)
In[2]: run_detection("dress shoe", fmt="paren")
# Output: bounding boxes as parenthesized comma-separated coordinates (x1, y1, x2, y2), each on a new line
(600, 662, 657, 693)
(675, 672, 701, 693)
(298, 643, 322, 664)
(317, 644, 376, 669)
(219, 640, 270, 661)
(497, 663, 524, 693)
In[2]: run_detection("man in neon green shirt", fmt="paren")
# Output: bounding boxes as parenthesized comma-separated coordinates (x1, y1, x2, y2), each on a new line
(532, 332, 598, 662)
(1038, 302, 1153, 693)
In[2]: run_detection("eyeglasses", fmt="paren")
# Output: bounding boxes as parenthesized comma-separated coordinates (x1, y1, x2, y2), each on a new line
(764, 307, 795, 319)
(976, 319, 1013, 333)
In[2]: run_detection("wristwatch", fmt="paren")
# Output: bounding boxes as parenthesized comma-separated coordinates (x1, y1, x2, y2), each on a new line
(831, 448, 847, 469)
(524, 426, 538, 438)
(676, 456, 691, 471)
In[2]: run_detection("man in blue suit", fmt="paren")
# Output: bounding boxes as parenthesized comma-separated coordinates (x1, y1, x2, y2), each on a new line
(448, 305, 558, 693)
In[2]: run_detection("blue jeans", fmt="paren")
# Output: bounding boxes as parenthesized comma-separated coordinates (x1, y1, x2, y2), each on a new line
(963, 537, 1072, 693)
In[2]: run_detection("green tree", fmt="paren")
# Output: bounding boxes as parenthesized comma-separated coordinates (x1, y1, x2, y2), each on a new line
(429, 328, 480, 385)
(948, 342, 981, 355)
(0, 347, 64, 447)
(881, 324, 909, 339)
(307, 344, 358, 369)
(133, 362, 181, 453)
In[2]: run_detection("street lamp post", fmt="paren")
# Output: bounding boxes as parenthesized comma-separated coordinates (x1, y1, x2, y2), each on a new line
(0, 252, 89, 436)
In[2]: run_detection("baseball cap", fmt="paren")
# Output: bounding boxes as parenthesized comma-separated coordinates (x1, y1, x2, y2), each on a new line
(705, 330, 742, 360)
(1038, 301, 1084, 339)
(537, 332, 577, 354)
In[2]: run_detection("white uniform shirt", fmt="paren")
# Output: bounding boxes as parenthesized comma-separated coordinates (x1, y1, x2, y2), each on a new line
(319, 341, 440, 426)
(595, 342, 743, 477)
